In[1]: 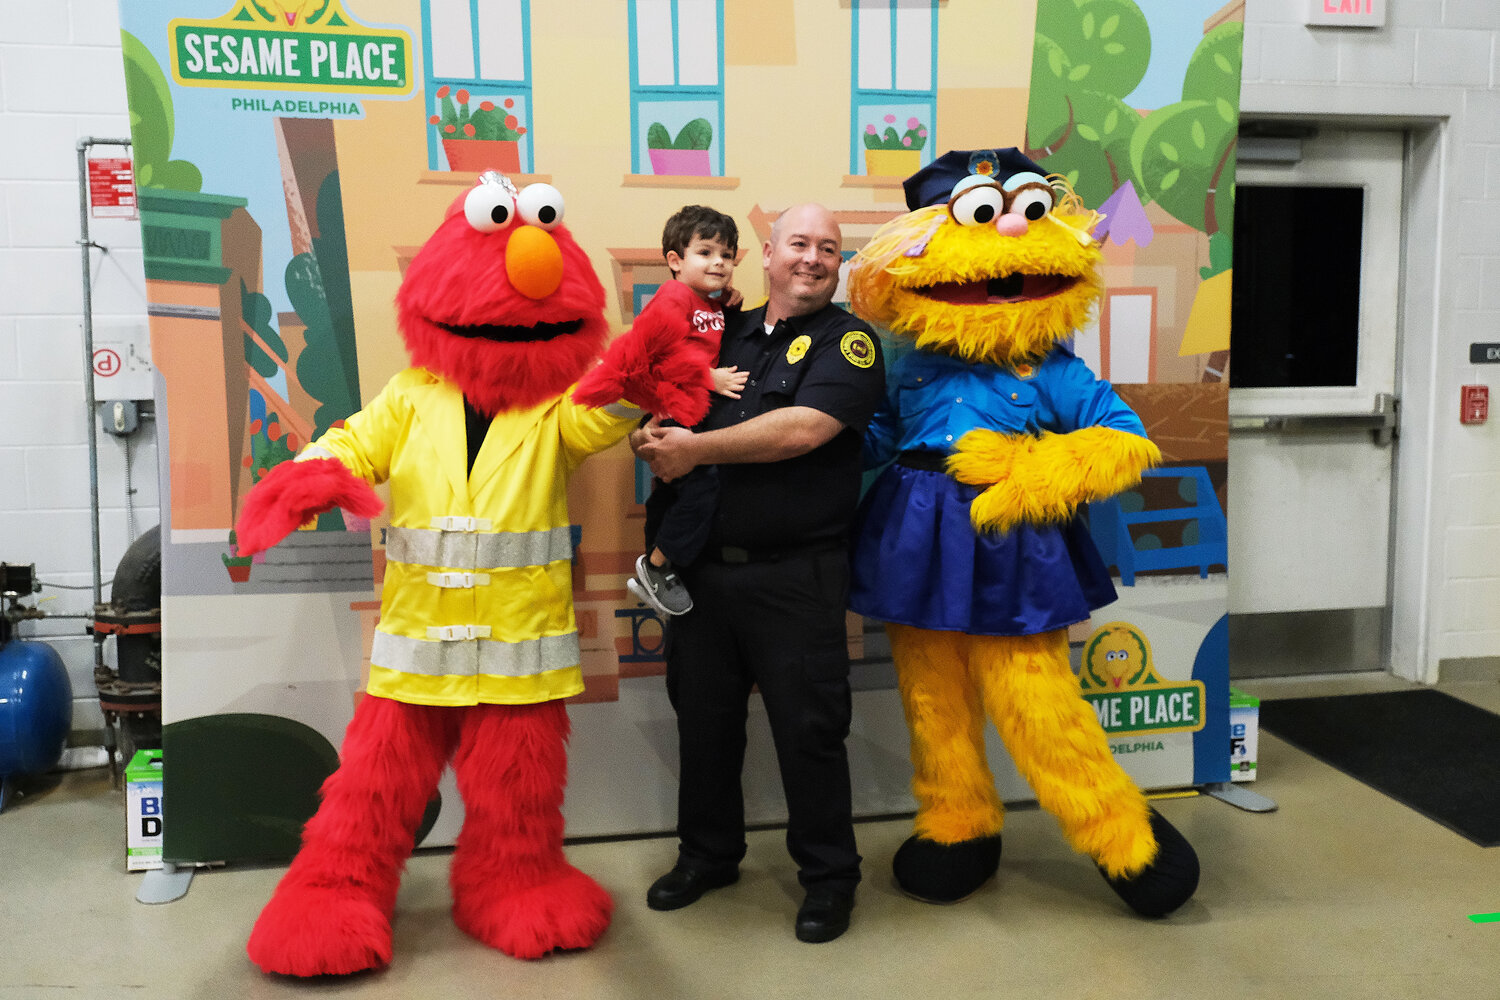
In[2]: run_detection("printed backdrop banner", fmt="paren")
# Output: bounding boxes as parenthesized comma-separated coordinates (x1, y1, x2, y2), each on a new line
(119, 0, 1243, 864)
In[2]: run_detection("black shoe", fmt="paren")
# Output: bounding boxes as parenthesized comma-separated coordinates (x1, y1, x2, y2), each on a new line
(893, 834, 1002, 903)
(1099, 808, 1200, 918)
(794, 888, 854, 943)
(646, 862, 739, 911)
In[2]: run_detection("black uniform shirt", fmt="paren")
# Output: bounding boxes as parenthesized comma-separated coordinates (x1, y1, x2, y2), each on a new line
(700, 302, 886, 552)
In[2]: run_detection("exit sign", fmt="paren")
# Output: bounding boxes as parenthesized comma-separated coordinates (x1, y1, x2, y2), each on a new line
(1306, 0, 1385, 27)
(1472, 343, 1500, 364)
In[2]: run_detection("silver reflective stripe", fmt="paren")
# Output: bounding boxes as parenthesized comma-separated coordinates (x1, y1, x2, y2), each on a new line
(371, 629, 580, 678)
(385, 524, 572, 569)
(296, 445, 335, 462)
(604, 401, 642, 418)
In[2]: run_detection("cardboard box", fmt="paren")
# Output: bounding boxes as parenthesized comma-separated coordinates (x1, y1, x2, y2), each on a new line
(125, 749, 164, 871)
(1228, 688, 1259, 782)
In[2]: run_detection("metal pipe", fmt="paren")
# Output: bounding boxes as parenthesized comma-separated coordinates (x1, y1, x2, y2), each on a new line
(75, 137, 132, 687)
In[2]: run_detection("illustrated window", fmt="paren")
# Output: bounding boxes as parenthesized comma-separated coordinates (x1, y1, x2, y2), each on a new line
(421, 0, 534, 174)
(850, 0, 937, 180)
(629, 0, 726, 178)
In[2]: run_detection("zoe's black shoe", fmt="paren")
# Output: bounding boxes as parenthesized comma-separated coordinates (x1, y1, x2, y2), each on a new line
(892, 834, 1002, 903)
(1100, 808, 1200, 918)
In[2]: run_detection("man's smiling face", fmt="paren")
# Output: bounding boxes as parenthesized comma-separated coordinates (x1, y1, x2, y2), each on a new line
(763, 204, 843, 321)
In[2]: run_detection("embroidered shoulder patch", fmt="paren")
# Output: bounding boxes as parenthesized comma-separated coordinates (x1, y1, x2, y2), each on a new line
(840, 331, 876, 369)
(786, 334, 812, 364)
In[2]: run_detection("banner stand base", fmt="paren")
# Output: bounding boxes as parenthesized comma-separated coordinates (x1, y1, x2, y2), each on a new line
(136, 862, 195, 904)
(1202, 781, 1278, 813)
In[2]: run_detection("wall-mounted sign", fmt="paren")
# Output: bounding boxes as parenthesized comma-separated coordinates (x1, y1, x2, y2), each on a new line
(88, 157, 136, 219)
(1305, 0, 1386, 28)
(1470, 343, 1500, 364)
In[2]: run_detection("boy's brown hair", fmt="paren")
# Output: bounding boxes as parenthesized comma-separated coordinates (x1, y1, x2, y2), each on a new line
(661, 204, 739, 260)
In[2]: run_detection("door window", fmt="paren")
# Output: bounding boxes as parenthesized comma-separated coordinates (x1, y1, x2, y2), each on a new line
(1231, 185, 1363, 389)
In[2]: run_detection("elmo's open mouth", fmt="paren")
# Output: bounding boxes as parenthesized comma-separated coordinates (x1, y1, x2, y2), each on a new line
(915, 273, 1078, 305)
(435, 318, 584, 343)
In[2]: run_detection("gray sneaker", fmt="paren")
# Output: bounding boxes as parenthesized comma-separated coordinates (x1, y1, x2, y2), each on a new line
(628, 554, 693, 616)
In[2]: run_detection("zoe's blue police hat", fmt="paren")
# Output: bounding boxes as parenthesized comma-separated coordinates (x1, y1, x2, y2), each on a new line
(903, 148, 1048, 212)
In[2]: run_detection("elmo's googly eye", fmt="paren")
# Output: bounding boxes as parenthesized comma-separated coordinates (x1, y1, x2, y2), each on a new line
(517, 183, 564, 231)
(463, 183, 518, 233)
(950, 185, 1006, 227)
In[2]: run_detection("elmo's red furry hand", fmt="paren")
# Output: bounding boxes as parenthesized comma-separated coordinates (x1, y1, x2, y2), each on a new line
(233, 457, 383, 557)
(572, 304, 715, 426)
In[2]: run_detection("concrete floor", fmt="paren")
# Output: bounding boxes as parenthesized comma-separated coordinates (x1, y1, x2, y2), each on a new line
(5, 667, 1498, 1000)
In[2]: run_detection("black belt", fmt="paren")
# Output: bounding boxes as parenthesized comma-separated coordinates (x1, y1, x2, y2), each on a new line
(896, 449, 948, 472)
(710, 539, 843, 564)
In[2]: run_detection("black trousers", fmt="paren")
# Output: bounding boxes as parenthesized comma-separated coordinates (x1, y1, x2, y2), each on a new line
(643, 465, 719, 567)
(665, 548, 862, 894)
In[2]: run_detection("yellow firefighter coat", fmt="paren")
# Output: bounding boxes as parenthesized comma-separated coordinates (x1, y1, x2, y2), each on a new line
(302, 367, 640, 706)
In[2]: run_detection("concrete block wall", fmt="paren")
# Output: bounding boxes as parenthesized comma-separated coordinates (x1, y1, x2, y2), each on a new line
(1, 0, 157, 732)
(1241, 0, 1500, 670)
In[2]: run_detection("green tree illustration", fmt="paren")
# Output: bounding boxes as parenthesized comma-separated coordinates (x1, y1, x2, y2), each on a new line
(1025, 0, 1152, 207)
(291, 171, 360, 442)
(1128, 22, 1244, 237)
(241, 280, 289, 377)
(120, 30, 202, 191)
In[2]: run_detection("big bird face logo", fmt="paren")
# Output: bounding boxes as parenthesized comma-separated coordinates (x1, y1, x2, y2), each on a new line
(848, 148, 1104, 369)
(1083, 623, 1152, 691)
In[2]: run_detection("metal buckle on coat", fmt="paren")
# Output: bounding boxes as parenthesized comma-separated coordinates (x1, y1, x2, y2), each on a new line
(426, 572, 491, 588)
(426, 625, 492, 641)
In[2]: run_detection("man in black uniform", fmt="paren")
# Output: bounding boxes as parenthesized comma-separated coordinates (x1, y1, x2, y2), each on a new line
(633, 203, 885, 943)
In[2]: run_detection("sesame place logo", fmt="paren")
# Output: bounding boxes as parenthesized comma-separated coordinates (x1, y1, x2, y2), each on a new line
(1079, 622, 1205, 740)
(169, 0, 413, 97)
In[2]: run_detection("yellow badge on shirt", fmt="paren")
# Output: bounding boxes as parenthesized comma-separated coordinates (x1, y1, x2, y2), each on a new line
(786, 334, 812, 364)
(1012, 362, 1036, 379)
(840, 331, 876, 369)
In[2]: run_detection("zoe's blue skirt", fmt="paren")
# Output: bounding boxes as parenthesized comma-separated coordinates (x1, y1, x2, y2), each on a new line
(849, 461, 1116, 637)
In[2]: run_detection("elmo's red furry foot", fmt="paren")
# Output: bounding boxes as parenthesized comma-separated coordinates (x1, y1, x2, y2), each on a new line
(247, 883, 393, 977)
(452, 865, 613, 960)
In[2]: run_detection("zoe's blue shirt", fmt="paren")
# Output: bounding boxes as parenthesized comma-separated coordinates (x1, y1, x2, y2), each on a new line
(863, 345, 1146, 467)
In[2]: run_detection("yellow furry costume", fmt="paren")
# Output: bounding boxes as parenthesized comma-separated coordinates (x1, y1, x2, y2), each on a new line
(847, 149, 1199, 915)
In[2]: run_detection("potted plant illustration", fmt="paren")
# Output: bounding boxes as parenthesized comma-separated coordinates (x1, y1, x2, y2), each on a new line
(647, 117, 713, 176)
(431, 87, 527, 174)
(223, 530, 253, 583)
(863, 114, 928, 177)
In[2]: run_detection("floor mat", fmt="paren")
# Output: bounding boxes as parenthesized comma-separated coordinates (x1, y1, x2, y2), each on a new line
(1259, 689, 1500, 847)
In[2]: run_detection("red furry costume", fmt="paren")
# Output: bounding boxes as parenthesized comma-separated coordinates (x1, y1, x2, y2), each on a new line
(572, 279, 721, 425)
(234, 173, 684, 976)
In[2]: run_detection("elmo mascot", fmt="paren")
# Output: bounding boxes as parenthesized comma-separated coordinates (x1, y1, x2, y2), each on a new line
(233, 172, 685, 975)
(847, 149, 1199, 916)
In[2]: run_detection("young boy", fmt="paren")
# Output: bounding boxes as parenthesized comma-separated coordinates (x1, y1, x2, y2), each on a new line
(577, 205, 744, 615)
(627, 203, 744, 617)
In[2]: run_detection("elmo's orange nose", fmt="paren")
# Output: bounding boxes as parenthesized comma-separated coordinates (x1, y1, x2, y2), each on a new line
(506, 225, 564, 299)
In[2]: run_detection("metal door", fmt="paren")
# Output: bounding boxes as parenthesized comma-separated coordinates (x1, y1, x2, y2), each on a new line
(1227, 129, 1404, 673)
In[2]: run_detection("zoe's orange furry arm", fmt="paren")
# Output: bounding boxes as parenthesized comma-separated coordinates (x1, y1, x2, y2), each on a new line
(947, 426, 1161, 534)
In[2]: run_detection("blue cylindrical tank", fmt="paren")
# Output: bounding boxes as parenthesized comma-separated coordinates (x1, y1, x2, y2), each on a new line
(0, 638, 73, 783)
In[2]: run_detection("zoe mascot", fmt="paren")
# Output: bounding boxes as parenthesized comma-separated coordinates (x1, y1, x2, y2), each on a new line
(233, 172, 698, 976)
(847, 149, 1200, 916)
